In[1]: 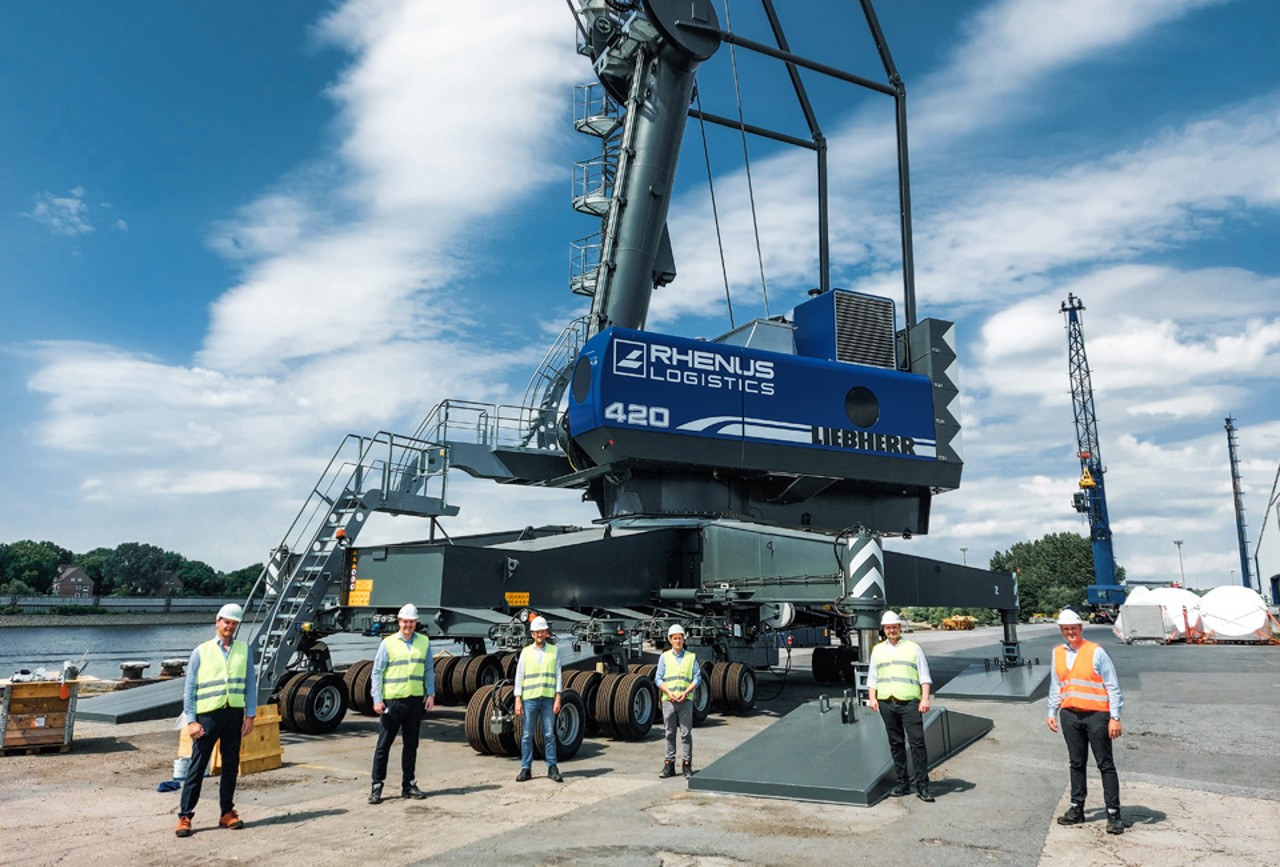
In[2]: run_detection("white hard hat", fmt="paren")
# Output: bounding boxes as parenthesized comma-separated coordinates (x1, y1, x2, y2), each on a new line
(1057, 609, 1084, 626)
(217, 603, 243, 622)
(529, 615, 549, 632)
(880, 610, 902, 626)
(668, 623, 685, 637)
(397, 603, 419, 621)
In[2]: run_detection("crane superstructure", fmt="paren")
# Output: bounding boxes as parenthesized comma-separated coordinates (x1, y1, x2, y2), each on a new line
(234, 3, 1026, 778)
(1060, 294, 1125, 606)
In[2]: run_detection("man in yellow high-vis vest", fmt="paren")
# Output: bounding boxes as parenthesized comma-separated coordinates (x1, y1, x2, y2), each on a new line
(867, 610, 934, 802)
(514, 615, 563, 783)
(655, 623, 700, 779)
(176, 603, 257, 838)
(1046, 608, 1124, 835)
(368, 603, 435, 805)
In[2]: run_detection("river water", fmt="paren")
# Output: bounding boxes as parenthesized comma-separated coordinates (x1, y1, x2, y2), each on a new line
(1, 624, 395, 679)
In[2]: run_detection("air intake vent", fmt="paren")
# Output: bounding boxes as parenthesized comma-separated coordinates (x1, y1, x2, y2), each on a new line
(833, 292, 897, 368)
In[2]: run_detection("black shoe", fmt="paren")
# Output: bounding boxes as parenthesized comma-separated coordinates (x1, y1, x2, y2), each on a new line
(516, 767, 532, 783)
(659, 761, 675, 779)
(1106, 812, 1124, 835)
(402, 783, 428, 800)
(548, 765, 563, 783)
(916, 787, 935, 803)
(1057, 804, 1085, 825)
(368, 783, 383, 805)
(889, 783, 911, 798)
(682, 761, 693, 779)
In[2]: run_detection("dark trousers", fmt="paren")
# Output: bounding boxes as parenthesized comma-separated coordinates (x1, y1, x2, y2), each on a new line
(179, 705, 244, 818)
(372, 697, 425, 787)
(1060, 707, 1120, 810)
(878, 699, 929, 788)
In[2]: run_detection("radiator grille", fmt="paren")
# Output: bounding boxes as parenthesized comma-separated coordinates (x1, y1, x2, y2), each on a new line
(834, 292, 897, 368)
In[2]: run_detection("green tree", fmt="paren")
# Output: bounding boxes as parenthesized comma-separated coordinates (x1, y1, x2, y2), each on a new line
(221, 564, 263, 598)
(0, 540, 73, 594)
(989, 532, 1125, 618)
(77, 547, 114, 595)
(105, 542, 171, 596)
(174, 559, 220, 596)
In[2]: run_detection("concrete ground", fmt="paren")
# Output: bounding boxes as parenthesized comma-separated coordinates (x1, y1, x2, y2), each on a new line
(3, 624, 1277, 866)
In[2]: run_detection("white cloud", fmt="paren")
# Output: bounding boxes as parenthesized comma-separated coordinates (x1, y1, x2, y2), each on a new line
(10, 0, 1280, 591)
(24, 187, 94, 236)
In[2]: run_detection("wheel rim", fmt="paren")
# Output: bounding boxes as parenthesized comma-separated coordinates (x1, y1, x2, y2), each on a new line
(693, 680, 709, 713)
(631, 683, 653, 725)
(556, 701, 582, 745)
(314, 682, 343, 723)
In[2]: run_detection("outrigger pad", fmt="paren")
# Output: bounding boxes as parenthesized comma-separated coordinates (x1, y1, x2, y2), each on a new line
(76, 678, 185, 723)
(688, 701, 992, 807)
(936, 663, 1051, 702)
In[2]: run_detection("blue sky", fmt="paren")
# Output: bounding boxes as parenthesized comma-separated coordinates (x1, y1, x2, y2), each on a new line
(3, 0, 1279, 592)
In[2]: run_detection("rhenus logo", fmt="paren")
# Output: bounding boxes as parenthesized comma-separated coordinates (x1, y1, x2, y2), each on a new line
(612, 337, 776, 395)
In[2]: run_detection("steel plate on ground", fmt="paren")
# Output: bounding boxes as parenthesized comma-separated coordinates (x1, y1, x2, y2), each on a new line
(688, 701, 992, 807)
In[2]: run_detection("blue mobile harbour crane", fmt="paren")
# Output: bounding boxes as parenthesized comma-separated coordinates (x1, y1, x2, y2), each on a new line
(1060, 294, 1126, 609)
(240, 1, 1020, 805)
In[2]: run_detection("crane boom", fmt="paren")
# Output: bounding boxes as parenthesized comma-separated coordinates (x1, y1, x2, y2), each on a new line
(1061, 294, 1124, 606)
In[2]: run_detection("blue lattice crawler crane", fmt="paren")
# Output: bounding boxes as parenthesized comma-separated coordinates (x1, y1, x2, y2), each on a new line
(1061, 294, 1126, 608)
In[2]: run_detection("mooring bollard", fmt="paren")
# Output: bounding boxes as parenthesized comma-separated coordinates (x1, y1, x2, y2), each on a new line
(160, 658, 188, 678)
(119, 661, 151, 680)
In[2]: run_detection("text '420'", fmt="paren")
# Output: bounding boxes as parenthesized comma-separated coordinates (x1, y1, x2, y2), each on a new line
(604, 403, 670, 428)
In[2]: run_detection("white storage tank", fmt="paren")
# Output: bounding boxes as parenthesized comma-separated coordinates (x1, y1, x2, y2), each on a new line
(1199, 585, 1273, 642)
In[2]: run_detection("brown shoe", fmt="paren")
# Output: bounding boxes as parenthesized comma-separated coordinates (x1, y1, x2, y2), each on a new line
(218, 810, 244, 830)
(175, 816, 192, 838)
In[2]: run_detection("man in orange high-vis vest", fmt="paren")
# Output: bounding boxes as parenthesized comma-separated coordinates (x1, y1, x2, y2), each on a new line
(1046, 609, 1125, 835)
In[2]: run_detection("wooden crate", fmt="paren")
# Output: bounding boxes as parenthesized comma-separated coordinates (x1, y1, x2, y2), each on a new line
(177, 703, 282, 775)
(1, 681, 78, 755)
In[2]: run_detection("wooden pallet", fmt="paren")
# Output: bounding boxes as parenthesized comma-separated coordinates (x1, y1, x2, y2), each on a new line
(1, 681, 78, 755)
(1, 742, 71, 757)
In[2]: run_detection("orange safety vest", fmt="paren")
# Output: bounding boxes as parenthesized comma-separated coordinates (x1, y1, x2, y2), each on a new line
(1054, 641, 1110, 713)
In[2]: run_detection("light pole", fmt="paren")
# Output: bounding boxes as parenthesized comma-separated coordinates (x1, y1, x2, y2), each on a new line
(960, 547, 968, 566)
(1173, 540, 1185, 586)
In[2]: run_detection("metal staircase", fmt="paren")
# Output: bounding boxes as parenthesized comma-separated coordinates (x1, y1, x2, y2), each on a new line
(244, 431, 457, 697)
(568, 83, 621, 299)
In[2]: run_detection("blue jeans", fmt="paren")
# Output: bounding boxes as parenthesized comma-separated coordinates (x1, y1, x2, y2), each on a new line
(520, 696, 557, 769)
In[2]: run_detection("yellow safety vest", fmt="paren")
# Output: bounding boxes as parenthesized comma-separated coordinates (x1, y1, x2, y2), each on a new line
(382, 633, 430, 699)
(659, 650, 697, 702)
(1054, 641, 1109, 712)
(519, 643, 558, 700)
(194, 639, 249, 713)
(872, 638, 923, 701)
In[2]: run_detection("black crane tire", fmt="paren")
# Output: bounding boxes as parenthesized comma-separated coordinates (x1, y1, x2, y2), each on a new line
(464, 684, 496, 754)
(347, 660, 375, 715)
(436, 656, 463, 705)
(491, 685, 520, 757)
(289, 671, 348, 734)
(612, 673, 656, 740)
(277, 670, 311, 731)
(724, 662, 757, 713)
(690, 678, 711, 725)
(593, 672, 623, 738)
(534, 688, 585, 762)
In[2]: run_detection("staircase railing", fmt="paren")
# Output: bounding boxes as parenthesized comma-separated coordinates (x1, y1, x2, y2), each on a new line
(243, 431, 452, 696)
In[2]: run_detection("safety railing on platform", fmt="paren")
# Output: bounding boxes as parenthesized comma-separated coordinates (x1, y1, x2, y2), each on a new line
(241, 431, 452, 694)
